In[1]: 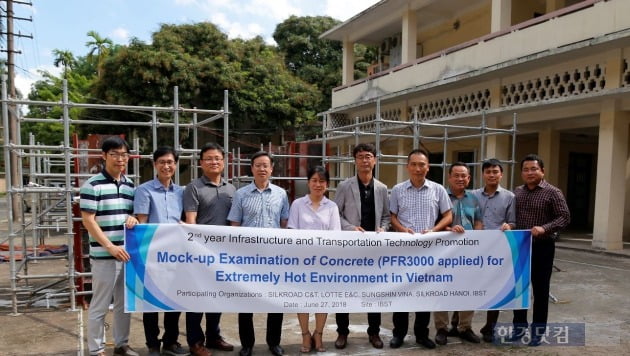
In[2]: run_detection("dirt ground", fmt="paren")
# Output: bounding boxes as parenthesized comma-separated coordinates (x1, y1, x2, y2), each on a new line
(1, 242, 630, 356)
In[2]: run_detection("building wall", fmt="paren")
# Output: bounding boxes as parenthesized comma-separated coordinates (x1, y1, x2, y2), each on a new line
(419, 4, 491, 57)
(512, 0, 546, 24)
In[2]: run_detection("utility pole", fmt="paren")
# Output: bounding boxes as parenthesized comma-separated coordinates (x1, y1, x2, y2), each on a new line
(1, 0, 33, 221)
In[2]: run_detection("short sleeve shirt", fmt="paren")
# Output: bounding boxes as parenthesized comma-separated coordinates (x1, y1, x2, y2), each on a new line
(389, 179, 452, 232)
(471, 186, 516, 230)
(287, 195, 341, 231)
(80, 169, 134, 259)
(448, 188, 482, 230)
(133, 177, 183, 223)
(227, 182, 289, 228)
(183, 175, 236, 225)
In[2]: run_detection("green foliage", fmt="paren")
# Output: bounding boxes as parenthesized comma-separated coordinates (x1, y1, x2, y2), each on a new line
(90, 23, 322, 144)
(273, 16, 342, 113)
(22, 69, 92, 145)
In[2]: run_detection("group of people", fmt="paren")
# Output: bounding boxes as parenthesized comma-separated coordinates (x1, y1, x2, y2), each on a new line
(80, 137, 570, 356)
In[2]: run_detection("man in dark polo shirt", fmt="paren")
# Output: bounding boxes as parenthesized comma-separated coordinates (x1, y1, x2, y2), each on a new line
(333, 143, 390, 350)
(183, 142, 236, 356)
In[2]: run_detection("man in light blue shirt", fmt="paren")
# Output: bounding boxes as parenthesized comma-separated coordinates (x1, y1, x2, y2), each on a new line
(389, 148, 452, 350)
(472, 158, 515, 343)
(228, 151, 289, 356)
(133, 147, 187, 356)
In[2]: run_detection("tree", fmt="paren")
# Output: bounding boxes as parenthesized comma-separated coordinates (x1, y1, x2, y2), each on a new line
(23, 53, 94, 146)
(52, 49, 76, 78)
(89, 23, 322, 144)
(85, 30, 113, 78)
(273, 16, 342, 113)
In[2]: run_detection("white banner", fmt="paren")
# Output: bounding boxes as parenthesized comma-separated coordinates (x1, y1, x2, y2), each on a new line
(125, 224, 531, 313)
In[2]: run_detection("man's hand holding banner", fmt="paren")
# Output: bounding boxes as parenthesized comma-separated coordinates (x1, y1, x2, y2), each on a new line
(125, 224, 531, 313)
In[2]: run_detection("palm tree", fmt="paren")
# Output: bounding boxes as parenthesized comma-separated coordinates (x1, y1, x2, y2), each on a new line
(85, 30, 113, 78)
(52, 49, 75, 79)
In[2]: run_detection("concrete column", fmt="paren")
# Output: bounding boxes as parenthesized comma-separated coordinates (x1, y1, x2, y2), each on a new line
(402, 9, 417, 63)
(593, 102, 628, 250)
(491, 0, 512, 32)
(604, 48, 623, 89)
(537, 127, 560, 186)
(342, 38, 355, 85)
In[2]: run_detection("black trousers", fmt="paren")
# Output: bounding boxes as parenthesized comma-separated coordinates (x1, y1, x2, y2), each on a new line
(143, 312, 181, 348)
(513, 239, 555, 336)
(238, 313, 283, 348)
(185, 312, 223, 347)
(392, 312, 430, 339)
(335, 313, 380, 336)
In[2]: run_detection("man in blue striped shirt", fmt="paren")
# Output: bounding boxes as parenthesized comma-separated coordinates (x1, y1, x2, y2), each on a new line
(80, 136, 139, 356)
(228, 151, 289, 356)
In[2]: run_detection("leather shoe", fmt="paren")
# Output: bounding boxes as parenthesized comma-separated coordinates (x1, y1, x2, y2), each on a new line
(207, 337, 234, 351)
(480, 325, 494, 343)
(507, 327, 527, 342)
(459, 328, 481, 343)
(447, 326, 459, 337)
(416, 337, 436, 349)
(189, 343, 211, 356)
(239, 346, 252, 356)
(435, 328, 448, 345)
(528, 335, 542, 347)
(268, 344, 284, 356)
(389, 336, 404, 348)
(334, 334, 347, 349)
(368, 334, 383, 349)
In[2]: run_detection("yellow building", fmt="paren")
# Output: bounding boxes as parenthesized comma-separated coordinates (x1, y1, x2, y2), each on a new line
(319, 0, 630, 250)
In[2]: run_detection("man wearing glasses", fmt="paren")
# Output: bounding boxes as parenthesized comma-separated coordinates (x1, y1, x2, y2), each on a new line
(80, 136, 139, 356)
(228, 151, 290, 356)
(133, 147, 188, 356)
(333, 143, 390, 350)
(183, 142, 236, 356)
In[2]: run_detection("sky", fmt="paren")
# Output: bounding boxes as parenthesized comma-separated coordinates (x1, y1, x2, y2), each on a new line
(8, 0, 379, 97)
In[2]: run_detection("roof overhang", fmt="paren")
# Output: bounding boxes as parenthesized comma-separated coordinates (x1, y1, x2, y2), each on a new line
(320, 0, 488, 45)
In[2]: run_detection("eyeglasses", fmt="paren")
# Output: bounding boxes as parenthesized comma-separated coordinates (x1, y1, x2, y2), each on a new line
(253, 163, 271, 169)
(156, 160, 176, 166)
(108, 152, 130, 160)
(201, 157, 224, 163)
(356, 154, 374, 161)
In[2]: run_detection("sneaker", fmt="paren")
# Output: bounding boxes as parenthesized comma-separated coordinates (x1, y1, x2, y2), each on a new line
(148, 346, 161, 356)
(113, 345, 139, 356)
(163, 342, 189, 355)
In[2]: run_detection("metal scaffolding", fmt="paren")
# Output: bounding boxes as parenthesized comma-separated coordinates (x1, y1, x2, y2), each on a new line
(321, 97, 518, 189)
(1, 79, 517, 319)
(1, 77, 229, 314)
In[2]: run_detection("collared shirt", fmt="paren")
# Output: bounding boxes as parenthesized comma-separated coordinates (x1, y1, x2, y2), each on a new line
(183, 175, 236, 225)
(227, 182, 289, 228)
(133, 177, 183, 224)
(472, 186, 516, 230)
(447, 188, 482, 230)
(514, 180, 570, 238)
(389, 179, 452, 232)
(357, 176, 376, 231)
(287, 195, 341, 231)
(80, 169, 134, 259)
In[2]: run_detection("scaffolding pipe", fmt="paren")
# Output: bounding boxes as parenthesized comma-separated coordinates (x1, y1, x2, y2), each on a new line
(223, 90, 229, 182)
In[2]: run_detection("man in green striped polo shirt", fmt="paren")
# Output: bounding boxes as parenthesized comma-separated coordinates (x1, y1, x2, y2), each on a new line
(80, 136, 139, 356)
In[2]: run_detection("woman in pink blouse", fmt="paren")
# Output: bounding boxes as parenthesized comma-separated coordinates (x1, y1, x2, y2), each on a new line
(288, 166, 341, 353)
